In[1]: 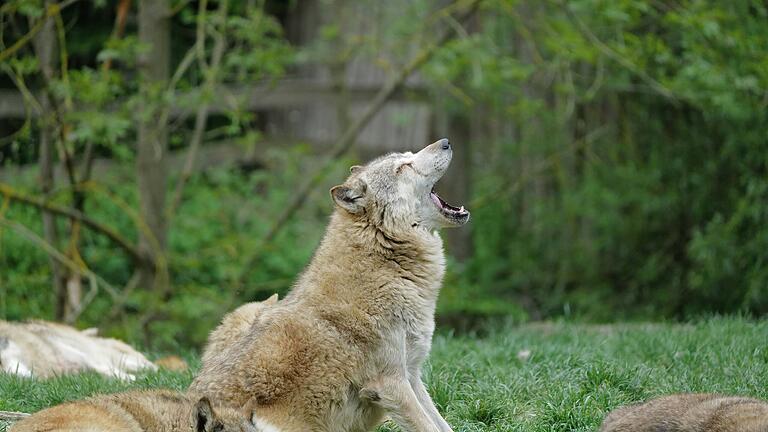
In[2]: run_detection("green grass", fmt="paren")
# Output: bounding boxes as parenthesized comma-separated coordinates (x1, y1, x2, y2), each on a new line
(2, 317, 767, 431)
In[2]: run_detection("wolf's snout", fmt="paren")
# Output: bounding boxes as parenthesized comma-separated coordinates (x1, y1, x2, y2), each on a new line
(422, 138, 451, 153)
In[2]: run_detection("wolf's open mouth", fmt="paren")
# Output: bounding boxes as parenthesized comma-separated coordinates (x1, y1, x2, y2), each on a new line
(430, 188, 470, 223)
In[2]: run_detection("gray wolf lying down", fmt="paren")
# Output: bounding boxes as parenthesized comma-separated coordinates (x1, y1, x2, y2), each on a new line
(600, 393, 768, 432)
(0, 320, 155, 380)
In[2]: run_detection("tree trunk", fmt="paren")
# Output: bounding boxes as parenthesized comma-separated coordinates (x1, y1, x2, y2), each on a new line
(32, 1, 68, 320)
(136, 0, 170, 292)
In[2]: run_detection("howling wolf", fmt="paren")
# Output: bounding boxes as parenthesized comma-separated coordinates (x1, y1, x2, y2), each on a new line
(191, 139, 469, 432)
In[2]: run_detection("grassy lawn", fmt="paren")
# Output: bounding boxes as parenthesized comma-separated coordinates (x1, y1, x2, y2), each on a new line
(2, 317, 767, 431)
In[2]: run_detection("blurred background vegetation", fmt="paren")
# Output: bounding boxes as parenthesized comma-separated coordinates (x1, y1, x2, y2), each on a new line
(0, 0, 766, 351)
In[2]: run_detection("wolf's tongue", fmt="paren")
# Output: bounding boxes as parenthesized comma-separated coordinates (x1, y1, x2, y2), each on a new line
(431, 190, 468, 215)
(430, 190, 443, 208)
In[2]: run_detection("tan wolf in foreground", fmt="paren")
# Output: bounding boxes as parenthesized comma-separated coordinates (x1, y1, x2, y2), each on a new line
(9, 390, 257, 432)
(191, 139, 470, 432)
(599, 393, 768, 432)
(0, 320, 155, 380)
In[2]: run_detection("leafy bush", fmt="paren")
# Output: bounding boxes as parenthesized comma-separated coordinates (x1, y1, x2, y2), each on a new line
(435, 0, 768, 320)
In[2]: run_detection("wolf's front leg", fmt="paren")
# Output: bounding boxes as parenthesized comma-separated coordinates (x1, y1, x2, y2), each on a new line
(360, 377, 440, 432)
(410, 376, 453, 432)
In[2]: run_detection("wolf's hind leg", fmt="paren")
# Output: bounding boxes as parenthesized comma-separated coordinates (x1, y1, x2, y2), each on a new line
(360, 377, 440, 432)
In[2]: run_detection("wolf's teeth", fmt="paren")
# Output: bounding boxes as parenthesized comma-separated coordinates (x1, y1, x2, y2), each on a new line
(459, 206, 465, 212)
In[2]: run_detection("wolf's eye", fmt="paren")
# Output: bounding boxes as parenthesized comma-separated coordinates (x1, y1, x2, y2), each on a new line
(397, 163, 414, 174)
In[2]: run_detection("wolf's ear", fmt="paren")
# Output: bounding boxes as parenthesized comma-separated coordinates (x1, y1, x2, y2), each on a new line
(264, 293, 279, 305)
(349, 165, 362, 173)
(195, 397, 217, 432)
(330, 181, 366, 214)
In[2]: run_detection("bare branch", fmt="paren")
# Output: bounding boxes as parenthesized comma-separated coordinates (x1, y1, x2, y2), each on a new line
(79, 0, 132, 183)
(0, 183, 145, 264)
(0, 217, 121, 302)
(168, 0, 229, 216)
(168, 0, 192, 17)
(561, 1, 679, 104)
(101, 0, 131, 73)
(0, 64, 38, 147)
(470, 126, 610, 209)
(0, 64, 43, 115)
(0, 0, 81, 64)
(195, 0, 210, 72)
(0, 10, 48, 63)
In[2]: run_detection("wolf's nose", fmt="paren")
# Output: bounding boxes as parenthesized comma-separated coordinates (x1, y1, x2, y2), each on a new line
(439, 138, 450, 150)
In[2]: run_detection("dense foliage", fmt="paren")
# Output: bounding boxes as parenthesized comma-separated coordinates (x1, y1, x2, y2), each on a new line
(432, 0, 768, 320)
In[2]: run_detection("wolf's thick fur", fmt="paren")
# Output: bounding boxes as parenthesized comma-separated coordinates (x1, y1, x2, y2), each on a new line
(200, 294, 278, 369)
(0, 320, 155, 380)
(9, 390, 257, 432)
(191, 139, 469, 432)
(600, 393, 768, 432)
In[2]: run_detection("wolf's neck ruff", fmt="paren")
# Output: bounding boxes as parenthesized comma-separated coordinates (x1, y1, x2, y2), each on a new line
(300, 211, 446, 305)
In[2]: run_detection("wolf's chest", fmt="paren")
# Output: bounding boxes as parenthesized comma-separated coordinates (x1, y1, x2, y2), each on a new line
(406, 324, 434, 372)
